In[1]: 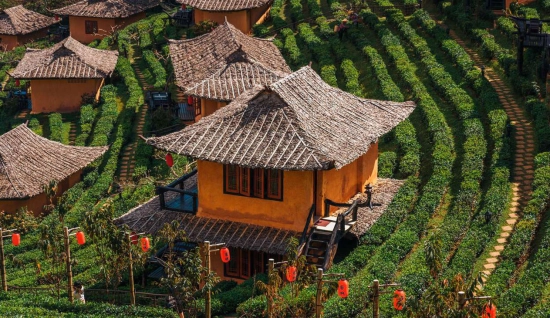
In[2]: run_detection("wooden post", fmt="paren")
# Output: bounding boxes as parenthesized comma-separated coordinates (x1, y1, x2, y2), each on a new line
(0, 228, 6, 292)
(64, 227, 73, 303)
(372, 280, 380, 318)
(128, 233, 136, 306)
(315, 268, 324, 318)
(458, 291, 466, 310)
(205, 241, 211, 318)
(267, 259, 274, 318)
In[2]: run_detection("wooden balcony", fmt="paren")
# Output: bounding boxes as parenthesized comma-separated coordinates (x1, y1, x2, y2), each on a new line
(157, 169, 198, 213)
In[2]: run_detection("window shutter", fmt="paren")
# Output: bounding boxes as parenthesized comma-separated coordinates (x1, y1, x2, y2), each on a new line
(240, 167, 251, 196)
(267, 169, 282, 200)
(225, 165, 239, 194)
(253, 169, 264, 198)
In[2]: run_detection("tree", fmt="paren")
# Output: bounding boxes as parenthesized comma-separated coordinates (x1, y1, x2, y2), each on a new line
(154, 220, 219, 318)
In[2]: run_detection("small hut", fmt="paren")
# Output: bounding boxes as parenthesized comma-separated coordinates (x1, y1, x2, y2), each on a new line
(117, 66, 416, 280)
(0, 124, 107, 216)
(169, 21, 290, 121)
(52, 0, 159, 44)
(0, 5, 58, 50)
(10, 37, 119, 114)
(178, 0, 273, 34)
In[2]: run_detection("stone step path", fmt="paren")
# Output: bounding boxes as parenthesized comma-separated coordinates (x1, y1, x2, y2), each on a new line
(68, 122, 77, 145)
(16, 109, 29, 120)
(118, 62, 150, 182)
(449, 30, 536, 284)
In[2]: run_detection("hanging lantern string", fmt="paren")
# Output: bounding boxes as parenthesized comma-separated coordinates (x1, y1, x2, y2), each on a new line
(369, 282, 401, 294)
(207, 242, 226, 253)
(1, 229, 18, 239)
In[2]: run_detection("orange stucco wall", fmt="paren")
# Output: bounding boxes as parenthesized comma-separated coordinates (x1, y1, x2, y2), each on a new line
(30, 78, 103, 114)
(69, 12, 146, 44)
(250, 2, 272, 26)
(200, 98, 226, 117)
(316, 143, 378, 215)
(0, 29, 50, 50)
(0, 170, 83, 216)
(194, 9, 251, 34)
(197, 160, 315, 232)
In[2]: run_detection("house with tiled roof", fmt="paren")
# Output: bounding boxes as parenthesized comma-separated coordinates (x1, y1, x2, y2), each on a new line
(52, 0, 159, 44)
(0, 124, 107, 216)
(11, 36, 118, 113)
(178, 0, 273, 34)
(117, 66, 415, 281)
(0, 5, 58, 50)
(169, 21, 290, 122)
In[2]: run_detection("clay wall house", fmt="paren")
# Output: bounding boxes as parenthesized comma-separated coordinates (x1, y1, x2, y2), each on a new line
(0, 5, 58, 50)
(52, 0, 159, 44)
(0, 124, 107, 216)
(178, 0, 273, 34)
(117, 66, 415, 282)
(10, 37, 118, 114)
(169, 21, 290, 122)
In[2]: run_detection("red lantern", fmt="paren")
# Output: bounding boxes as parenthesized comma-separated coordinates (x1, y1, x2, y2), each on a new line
(187, 95, 193, 105)
(55, 14, 59, 21)
(337, 279, 349, 298)
(220, 247, 230, 263)
(76, 231, 86, 245)
(165, 153, 174, 168)
(130, 232, 138, 245)
(141, 237, 150, 252)
(11, 233, 20, 247)
(286, 265, 297, 282)
(15, 79, 20, 87)
(482, 303, 497, 318)
(393, 289, 406, 311)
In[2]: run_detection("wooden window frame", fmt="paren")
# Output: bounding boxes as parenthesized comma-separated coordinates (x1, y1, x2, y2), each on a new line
(85, 20, 98, 34)
(223, 165, 283, 201)
(225, 165, 240, 194)
(267, 169, 283, 200)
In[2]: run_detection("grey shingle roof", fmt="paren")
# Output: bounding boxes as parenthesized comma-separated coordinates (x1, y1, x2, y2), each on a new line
(178, 0, 272, 11)
(145, 66, 416, 170)
(52, 0, 159, 19)
(0, 124, 107, 199)
(0, 5, 57, 36)
(11, 37, 118, 79)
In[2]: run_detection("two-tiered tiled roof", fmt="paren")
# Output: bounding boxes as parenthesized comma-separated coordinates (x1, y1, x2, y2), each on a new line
(169, 21, 290, 101)
(11, 37, 119, 79)
(0, 5, 57, 36)
(178, 0, 272, 11)
(52, 0, 159, 19)
(145, 66, 416, 170)
(0, 124, 107, 199)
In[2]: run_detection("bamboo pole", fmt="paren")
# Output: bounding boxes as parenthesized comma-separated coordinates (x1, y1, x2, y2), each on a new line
(267, 259, 274, 318)
(372, 280, 379, 318)
(0, 228, 6, 292)
(315, 268, 324, 318)
(205, 241, 211, 318)
(64, 227, 73, 303)
(128, 233, 136, 306)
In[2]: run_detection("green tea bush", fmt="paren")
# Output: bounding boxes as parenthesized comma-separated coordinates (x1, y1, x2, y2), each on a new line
(142, 50, 167, 90)
(48, 113, 64, 143)
(378, 151, 397, 178)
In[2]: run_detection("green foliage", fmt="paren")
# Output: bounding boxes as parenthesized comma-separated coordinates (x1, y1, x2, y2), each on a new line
(142, 50, 167, 90)
(0, 292, 177, 317)
(76, 104, 95, 146)
(48, 113, 64, 143)
(253, 24, 269, 38)
(297, 23, 337, 86)
(281, 28, 306, 69)
(340, 59, 362, 96)
(289, 0, 303, 22)
(378, 152, 397, 178)
(116, 57, 143, 111)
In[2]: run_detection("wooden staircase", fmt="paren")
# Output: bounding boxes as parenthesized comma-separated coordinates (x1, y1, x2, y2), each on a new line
(300, 198, 366, 269)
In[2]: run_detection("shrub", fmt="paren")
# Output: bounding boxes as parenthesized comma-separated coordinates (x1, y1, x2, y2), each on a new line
(378, 152, 397, 178)
(142, 50, 167, 90)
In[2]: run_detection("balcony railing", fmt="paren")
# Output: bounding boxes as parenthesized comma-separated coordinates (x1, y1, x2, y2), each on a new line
(157, 169, 198, 213)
